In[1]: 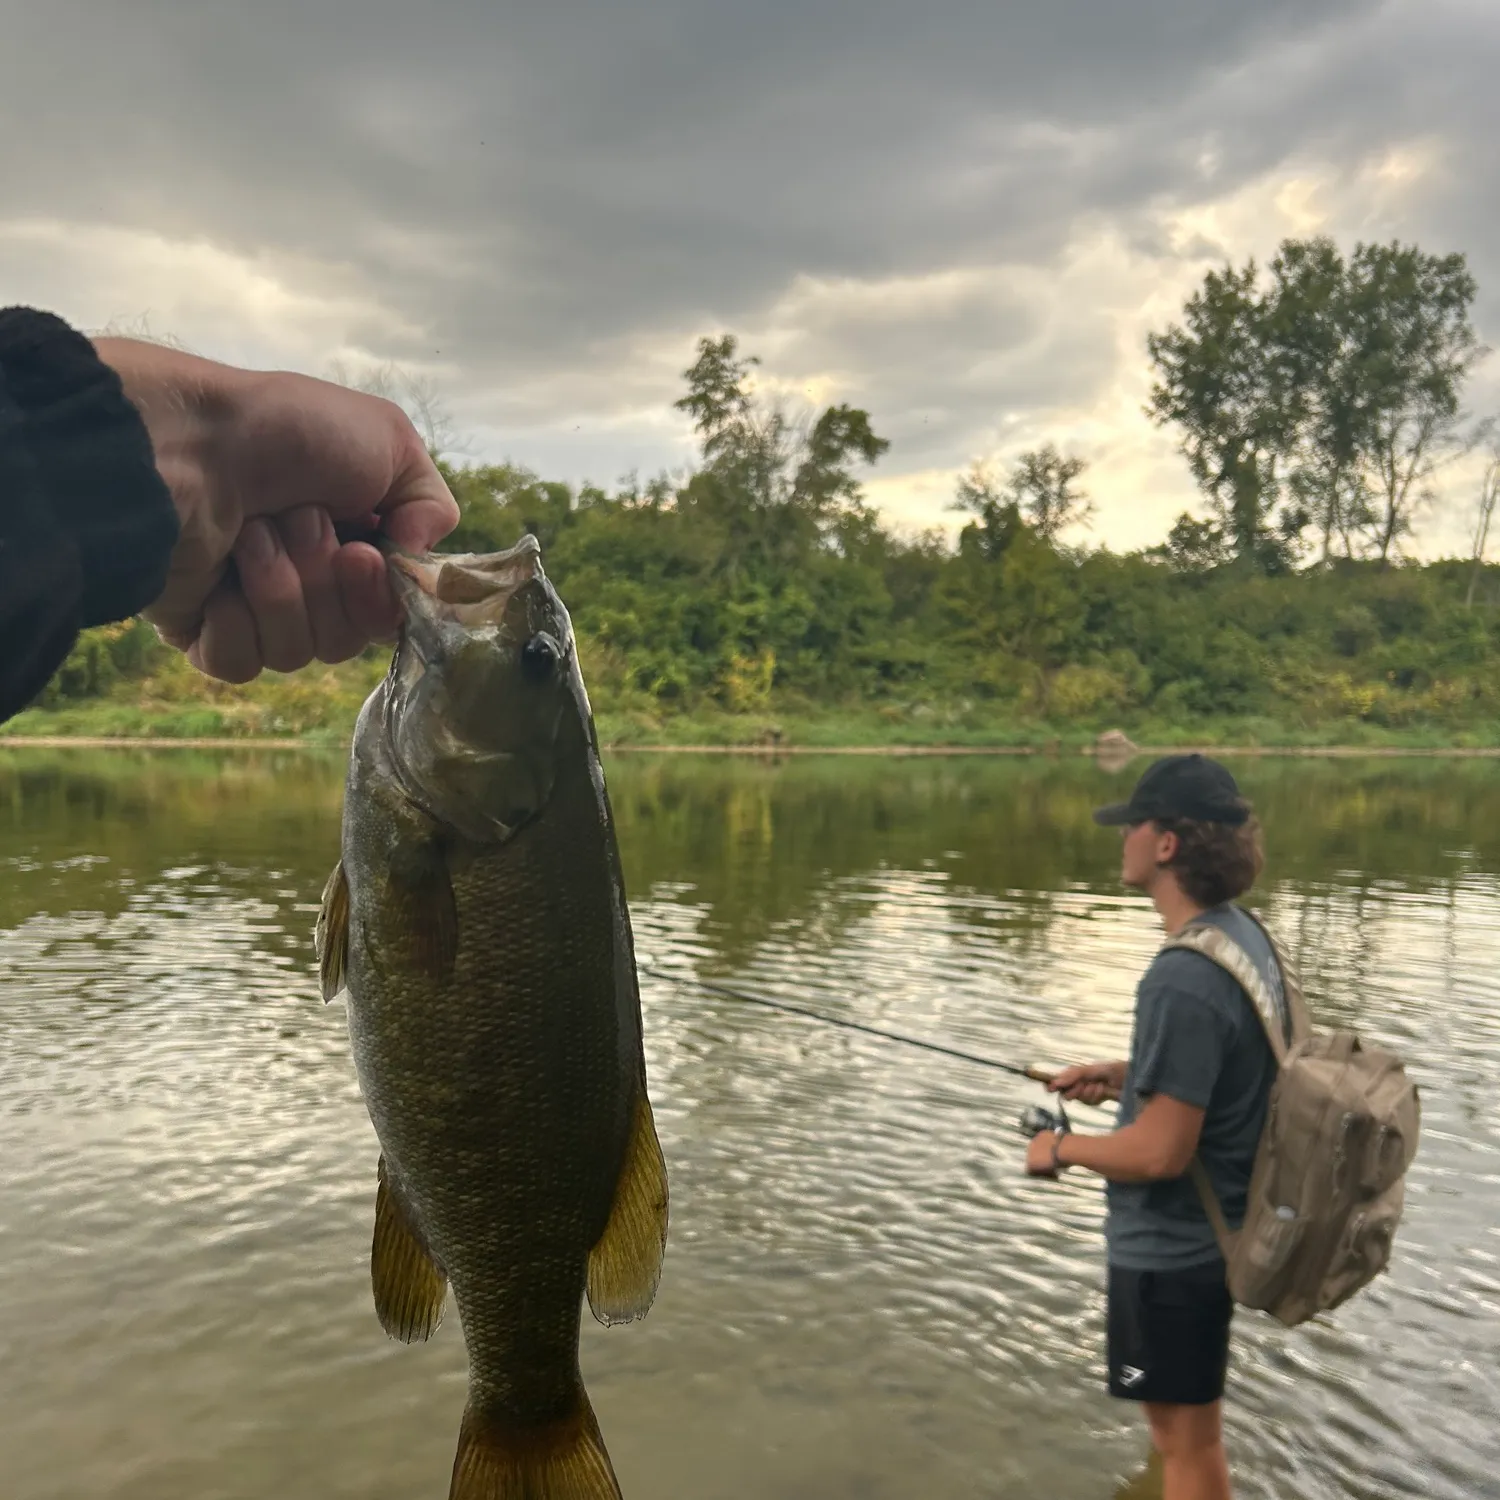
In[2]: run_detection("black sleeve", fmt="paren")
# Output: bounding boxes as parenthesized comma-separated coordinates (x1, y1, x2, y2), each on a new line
(0, 308, 179, 724)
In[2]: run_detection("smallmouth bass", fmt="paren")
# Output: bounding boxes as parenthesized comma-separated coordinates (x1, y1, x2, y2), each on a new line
(316, 534, 668, 1499)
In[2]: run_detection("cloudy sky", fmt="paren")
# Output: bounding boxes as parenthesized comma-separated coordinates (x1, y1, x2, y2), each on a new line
(2, 1, 1496, 554)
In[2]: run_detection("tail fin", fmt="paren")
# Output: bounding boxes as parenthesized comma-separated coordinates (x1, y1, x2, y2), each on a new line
(449, 1388, 621, 1500)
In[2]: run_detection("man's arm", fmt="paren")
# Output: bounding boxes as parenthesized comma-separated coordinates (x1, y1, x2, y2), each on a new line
(1027, 1093, 1205, 1183)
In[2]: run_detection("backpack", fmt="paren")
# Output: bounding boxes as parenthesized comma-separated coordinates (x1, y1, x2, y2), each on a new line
(1160, 912, 1421, 1328)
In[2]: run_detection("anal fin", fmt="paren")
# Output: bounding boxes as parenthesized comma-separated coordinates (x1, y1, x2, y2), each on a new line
(450, 1388, 621, 1500)
(372, 1155, 447, 1342)
(586, 1091, 669, 1327)
(315, 859, 350, 1002)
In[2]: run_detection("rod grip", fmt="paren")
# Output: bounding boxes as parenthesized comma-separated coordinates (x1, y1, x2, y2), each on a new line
(1024, 1066, 1057, 1086)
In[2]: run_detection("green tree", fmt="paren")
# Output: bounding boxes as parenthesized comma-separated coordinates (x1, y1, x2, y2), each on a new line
(954, 446, 1091, 551)
(1006, 444, 1093, 541)
(951, 461, 1024, 562)
(1147, 261, 1306, 570)
(674, 334, 889, 573)
(1150, 238, 1486, 572)
(1340, 243, 1484, 563)
(1467, 439, 1500, 609)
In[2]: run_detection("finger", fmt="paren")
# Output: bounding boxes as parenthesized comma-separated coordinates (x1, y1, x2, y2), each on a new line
(188, 582, 263, 684)
(375, 450, 460, 552)
(276, 507, 366, 664)
(333, 511, 381, 546)
(332, 541, 401, 644)
(235, 519, 316, 674)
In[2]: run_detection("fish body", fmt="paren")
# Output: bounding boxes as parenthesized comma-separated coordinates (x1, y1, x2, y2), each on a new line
(316, 536, 667, 1499)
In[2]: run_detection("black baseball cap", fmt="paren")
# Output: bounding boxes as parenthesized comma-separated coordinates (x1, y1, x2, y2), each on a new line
(1092, 754, 1249, 827)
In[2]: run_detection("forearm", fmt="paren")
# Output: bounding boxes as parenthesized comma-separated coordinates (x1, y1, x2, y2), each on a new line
(1055, 1122, 1186, 1183)
(91, 338, 247, 529)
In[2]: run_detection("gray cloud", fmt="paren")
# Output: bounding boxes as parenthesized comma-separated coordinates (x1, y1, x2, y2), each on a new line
(1, 0, 1496, 537)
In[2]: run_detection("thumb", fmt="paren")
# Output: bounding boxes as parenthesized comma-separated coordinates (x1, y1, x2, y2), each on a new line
(373, 449, 460, 554)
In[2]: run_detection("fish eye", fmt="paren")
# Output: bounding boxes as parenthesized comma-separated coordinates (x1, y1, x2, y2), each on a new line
(520, 632, 561, 683)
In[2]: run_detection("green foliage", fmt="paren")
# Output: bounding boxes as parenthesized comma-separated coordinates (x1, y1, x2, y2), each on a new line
(1149, 237, 1485, 571)
(20, 287, 1500, 748)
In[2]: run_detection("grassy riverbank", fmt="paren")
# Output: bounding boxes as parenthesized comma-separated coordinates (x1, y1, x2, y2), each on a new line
(9, 654, 1500, 754)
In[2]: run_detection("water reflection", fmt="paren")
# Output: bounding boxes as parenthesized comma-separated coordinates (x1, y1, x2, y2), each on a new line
(1, 748, 1497, 1498)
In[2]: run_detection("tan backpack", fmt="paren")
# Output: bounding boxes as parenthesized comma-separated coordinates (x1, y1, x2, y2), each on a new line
(1161, 913, 1421, 1328)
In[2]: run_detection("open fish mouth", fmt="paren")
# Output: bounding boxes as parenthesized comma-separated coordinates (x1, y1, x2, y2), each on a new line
(386, 535, 546, 625)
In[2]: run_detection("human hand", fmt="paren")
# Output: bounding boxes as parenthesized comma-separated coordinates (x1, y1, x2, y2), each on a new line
(1025, 1130, 1062, 1178)
(1048, 1061, 1124, 1106)
(95, 338, 460, 683)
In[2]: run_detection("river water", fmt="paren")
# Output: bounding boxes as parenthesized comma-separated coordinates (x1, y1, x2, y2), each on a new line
(1, 747, 1496, 1499)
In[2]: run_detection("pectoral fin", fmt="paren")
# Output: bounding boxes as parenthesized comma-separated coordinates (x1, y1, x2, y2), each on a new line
(372, 1156, 447, 1342)
(586, 1091, 669, 1326)
(315, 860, 350, 1002)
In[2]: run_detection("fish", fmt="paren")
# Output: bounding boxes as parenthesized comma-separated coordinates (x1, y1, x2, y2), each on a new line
(315, 533, 668, 1500)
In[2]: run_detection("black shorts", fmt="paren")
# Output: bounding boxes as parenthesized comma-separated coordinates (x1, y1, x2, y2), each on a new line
(1106, 1261, 1233, 1406)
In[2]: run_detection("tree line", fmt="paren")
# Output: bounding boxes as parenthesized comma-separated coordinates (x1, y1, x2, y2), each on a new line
(26, 235, 1500, 742)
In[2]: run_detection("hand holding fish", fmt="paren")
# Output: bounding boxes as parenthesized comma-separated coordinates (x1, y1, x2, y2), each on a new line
(94, 336, 460, 684)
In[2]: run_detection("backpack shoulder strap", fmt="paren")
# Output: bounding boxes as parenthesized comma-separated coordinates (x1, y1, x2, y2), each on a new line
(1189, 1158, 1236, 1258)
(1161, 910, 1310, 1263)
(1236, 907, 1314, 1047)
(1160, 918, 1293, 1064)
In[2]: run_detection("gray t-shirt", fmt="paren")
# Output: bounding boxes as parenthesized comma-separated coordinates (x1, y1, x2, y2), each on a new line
(1105, 903, 1286, 1272)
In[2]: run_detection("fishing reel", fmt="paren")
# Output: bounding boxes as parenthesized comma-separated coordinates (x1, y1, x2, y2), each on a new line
(1018, 1099, 1071, 1140)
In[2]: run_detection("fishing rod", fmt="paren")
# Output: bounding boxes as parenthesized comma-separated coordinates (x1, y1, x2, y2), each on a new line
(639, 962, 1080, 1140)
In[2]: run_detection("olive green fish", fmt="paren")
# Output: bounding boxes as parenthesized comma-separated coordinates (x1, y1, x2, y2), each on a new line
(315, 534, 668, 1499)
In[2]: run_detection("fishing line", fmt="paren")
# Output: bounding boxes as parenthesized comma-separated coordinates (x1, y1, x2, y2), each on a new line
(638, 962, 1054, 1083)
(639, 962, 1120, 1145)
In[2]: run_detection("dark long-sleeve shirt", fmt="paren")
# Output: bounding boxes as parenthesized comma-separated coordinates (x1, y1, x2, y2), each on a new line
(0, 308, 179, 724)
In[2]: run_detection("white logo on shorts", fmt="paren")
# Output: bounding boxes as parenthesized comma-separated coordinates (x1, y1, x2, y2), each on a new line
(1119, 1365, 1147, 1388)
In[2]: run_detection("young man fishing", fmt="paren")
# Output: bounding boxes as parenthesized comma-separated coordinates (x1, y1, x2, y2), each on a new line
(1023, 753, 1287, 1500)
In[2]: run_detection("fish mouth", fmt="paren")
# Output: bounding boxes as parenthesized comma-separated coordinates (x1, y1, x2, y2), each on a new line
(387, 535, 544, 621)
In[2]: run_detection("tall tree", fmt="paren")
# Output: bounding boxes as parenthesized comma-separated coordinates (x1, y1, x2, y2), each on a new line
(674, 334, 889, 569)
(951, 461, 1024, 562)
(1467, 440, 1500, 608)
(1341, 243, 1484, 563)
(953, 445, 1090, 555)
(1150, 238, 1486, 572)
(1006, 444, 1092, 542)
(1147, 262, 1307, 570)
(792, 404, 890, 528)
(1268, 238, 1364, 562)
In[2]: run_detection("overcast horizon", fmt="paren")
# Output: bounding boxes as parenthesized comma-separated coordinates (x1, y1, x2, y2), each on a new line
(3, 1, 1497, 557)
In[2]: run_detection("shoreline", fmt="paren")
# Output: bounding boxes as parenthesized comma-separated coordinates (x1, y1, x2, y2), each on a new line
(6, 735, 1500, 759)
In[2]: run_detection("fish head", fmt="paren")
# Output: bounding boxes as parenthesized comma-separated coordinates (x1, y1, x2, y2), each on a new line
(382, 534, 585, 842)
